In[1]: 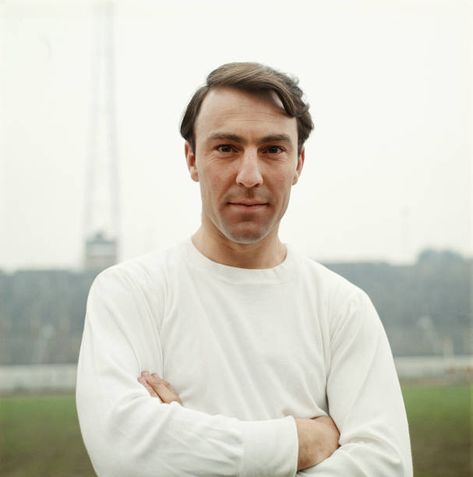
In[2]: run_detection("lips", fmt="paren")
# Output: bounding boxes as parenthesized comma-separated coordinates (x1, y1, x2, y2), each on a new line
(228, 201, 269, 210)
(229, 202, 267, 206)
(228, 197, 269, 206)
(227, 202, 269, 214)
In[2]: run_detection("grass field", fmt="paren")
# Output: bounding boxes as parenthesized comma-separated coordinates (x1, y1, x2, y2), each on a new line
(0, 383, 471, 476)
(402, 383, 472, 477)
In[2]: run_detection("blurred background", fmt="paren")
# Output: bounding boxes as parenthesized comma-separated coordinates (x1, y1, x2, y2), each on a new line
(0, 0, 471, 476)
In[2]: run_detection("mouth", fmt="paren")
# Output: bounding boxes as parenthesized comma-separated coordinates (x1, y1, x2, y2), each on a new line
(227, 203, 269, 215)
(228, 201, 269, 209)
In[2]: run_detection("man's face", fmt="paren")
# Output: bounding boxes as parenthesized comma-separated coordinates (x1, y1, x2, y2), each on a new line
(185, 87, 304, 245)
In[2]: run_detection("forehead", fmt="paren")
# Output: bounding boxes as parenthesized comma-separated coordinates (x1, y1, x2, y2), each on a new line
(194, 87, 297, 141)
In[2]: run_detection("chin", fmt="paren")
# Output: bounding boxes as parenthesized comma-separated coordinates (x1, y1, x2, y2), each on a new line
(222, 225, 271, 245)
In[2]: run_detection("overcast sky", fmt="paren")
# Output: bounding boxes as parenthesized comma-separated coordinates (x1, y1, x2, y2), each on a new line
(0, 0, 471, 270)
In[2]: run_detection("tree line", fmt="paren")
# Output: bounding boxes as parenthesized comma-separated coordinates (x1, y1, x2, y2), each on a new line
(0, 249, 470, 365)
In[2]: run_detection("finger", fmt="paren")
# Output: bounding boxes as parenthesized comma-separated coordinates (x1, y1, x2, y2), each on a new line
(152, 375, 179, 395)
(145, 373, 182, 405)
(140, 371, 162, 397)
(140, 371, 183, 404)
(150, 377, 181, 404)
(137, 376, 159, 397)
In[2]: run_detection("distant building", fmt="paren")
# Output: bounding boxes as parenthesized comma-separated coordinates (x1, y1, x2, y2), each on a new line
(84, 231, 117, 271)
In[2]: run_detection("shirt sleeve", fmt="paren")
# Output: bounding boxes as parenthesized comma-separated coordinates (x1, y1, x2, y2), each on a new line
(75, 266, 298, 477)
(298, 289, 413, 476)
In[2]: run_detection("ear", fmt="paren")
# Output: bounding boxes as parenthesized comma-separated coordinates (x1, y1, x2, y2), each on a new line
(292, 147, 305, 185)
(185, 142, 199, 182)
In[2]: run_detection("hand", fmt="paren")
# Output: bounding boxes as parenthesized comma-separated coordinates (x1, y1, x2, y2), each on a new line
(295, 415, 340, 470)
(137, 371, 183, 405)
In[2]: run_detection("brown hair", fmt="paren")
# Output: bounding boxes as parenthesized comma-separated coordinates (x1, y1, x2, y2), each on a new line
(180, 62, 314, 154)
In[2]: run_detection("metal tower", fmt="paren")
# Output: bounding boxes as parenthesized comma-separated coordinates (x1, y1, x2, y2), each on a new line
(83, 0, 120, 271)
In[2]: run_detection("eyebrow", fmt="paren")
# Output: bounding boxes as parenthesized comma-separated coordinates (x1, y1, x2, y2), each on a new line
(206, 132, 293, 145)
(207, 133, 244, 143)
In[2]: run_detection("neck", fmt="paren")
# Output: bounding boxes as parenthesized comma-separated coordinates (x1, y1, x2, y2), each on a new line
(191, 227, 287, 269)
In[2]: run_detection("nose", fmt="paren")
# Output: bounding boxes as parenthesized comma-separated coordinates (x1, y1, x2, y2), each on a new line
(236, 150, 263, 188)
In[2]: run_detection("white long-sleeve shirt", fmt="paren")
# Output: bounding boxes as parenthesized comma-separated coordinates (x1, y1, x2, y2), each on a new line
(76, 238, 412, 476)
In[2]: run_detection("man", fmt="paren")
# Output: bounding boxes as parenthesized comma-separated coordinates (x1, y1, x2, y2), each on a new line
(76, 62, 412, 476)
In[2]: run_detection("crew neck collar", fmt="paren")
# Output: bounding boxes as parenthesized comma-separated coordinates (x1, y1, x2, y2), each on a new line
(183, 237, 296, 284)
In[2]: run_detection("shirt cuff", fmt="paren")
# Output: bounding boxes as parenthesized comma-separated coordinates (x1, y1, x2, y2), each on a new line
(238, 415, 298, 477)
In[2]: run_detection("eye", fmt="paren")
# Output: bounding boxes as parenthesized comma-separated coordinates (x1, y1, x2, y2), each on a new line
(216, 144, 235, 153)
(264, 145, 284, 154)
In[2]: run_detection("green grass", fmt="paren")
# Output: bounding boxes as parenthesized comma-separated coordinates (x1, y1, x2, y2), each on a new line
(402, 383, 472, 477)
(0, 383, 471, 476)
(0, 394, 94, 477)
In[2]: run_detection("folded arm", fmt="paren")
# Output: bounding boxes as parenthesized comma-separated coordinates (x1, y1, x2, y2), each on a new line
(300, 290, 413, 476)
(76, 268, 299, 477)
(138, 371, 340, 473)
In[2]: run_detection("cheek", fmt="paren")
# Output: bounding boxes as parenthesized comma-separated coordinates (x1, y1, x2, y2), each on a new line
(199, 168, 230, 203)
(270, 169, 296, 194)
(202, 163, 234, 187)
